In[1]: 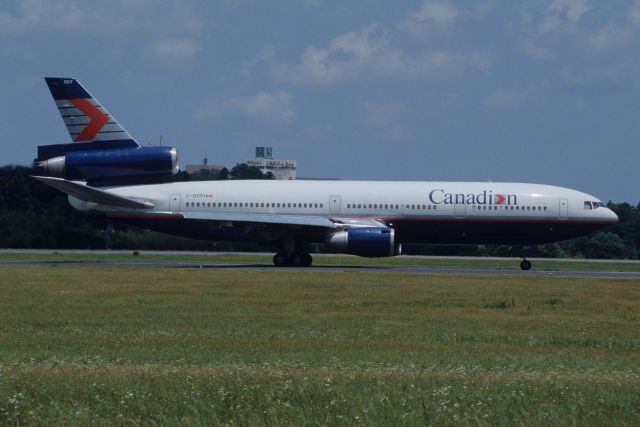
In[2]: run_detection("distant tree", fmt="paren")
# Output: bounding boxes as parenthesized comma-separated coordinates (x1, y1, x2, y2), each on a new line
(172, 170, 191, 182)
(216, 167, 229, 180)
(229, 163, 273, 180)
(532, 243, 566, 258)
(605, 202, 639, 258)
(190, 168, 220, 181)
(577, 232, 626, 259)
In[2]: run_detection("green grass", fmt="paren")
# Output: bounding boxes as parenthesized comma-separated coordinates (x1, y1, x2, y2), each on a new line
(1, 251, 640, 271)
(1, 267, 640, 425)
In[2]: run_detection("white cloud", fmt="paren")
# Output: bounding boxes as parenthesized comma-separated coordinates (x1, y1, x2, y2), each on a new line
(146, 38, 201, 68)
(0, 0, 201, 37)
(560, 63, 634, 85)
(261, 25, 492, 86)
(521, 41, 552, 60)
(539, 0, 591, 33)
(363, 102, 415, 143)
(364, 102, 412, 127)
(520, 0, 640, 64)
(195, 90, 296, 125)
(0, 0, 204, 63)
(398, 0, 460, 37)
(584, 25, 633, 53)
(266, 25, 385, 85)
(632, 0, 640, 24)
(483, 87, 534, 109)
(549, 0, 591, 23)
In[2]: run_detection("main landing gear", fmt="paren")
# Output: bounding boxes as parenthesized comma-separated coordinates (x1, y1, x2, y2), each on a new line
(520, 246, 532, 271)
(273, 252, 313, 267)
(520, 259, 532, 271)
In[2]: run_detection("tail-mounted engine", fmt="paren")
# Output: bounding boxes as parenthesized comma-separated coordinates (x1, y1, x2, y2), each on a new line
(327, 227, 402, 257)
(34, 143, 179, 186)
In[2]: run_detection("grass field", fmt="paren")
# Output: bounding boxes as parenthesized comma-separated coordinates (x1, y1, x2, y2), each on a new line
(1, 266, 639, 425)
(1, 251, 640, 272)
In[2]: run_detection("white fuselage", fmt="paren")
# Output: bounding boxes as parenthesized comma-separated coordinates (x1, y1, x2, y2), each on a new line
(68, 179, 617, 247)
(71, 180, 615, 222)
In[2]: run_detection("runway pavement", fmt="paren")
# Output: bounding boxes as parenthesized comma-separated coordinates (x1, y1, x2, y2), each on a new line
(1, 259, 640, 279)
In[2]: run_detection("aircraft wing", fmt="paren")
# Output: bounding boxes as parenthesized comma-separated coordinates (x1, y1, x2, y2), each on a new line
(32, 176, 154, 210)
(182, 212, 340, 229)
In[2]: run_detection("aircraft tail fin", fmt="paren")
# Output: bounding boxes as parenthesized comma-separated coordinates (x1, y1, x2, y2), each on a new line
(44, 77, 138, 145)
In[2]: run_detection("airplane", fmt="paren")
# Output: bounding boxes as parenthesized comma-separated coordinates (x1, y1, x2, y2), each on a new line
(33, 77, 618, 270)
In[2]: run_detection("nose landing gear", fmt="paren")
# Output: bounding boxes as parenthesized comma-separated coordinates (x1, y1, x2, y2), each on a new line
(520, 246, 532, 270)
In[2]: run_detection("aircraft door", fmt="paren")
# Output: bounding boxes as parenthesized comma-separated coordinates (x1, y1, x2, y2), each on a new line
(559, 198, 568, 220)
(169, 194, 181, 212)
(329, 195, 341, 214)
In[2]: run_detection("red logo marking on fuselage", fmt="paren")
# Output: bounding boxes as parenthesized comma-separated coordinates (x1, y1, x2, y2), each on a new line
(494, 194, 506, 205)
(68, 98, 109, 142)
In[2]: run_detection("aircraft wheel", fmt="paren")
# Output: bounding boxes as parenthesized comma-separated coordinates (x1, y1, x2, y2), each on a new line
(290, 253, 303, 267)
(520, 259, 532, 271)
(301, 253, 313, 267)
(273, 252, 288, 267)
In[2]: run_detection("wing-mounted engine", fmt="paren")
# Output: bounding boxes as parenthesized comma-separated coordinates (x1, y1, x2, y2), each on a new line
(35, 145, 179, 186)
(327, 227, 401, 257)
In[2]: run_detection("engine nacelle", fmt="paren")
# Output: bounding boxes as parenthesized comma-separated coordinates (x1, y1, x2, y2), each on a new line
(36, 146, 179, 184)
(327, 227, 401, 257)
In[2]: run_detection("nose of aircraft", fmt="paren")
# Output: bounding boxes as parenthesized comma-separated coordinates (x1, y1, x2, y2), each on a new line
(605, 207, 619, 223)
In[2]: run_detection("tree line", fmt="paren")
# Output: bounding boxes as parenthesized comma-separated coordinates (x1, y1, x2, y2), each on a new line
(0, 165, 638, 258)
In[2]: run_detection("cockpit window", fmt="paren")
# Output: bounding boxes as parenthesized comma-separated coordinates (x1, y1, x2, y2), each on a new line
(597, 202, 606, 208)
(584, 201, 592, 210)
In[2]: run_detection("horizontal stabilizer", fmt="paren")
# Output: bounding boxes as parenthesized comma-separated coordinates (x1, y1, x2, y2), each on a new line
(32, 176, 153, 210)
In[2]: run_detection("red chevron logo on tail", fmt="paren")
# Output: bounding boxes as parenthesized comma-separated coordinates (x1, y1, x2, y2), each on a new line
(68, 98, 109, 142)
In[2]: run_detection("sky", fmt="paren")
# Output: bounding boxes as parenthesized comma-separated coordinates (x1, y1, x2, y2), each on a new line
(0, 0, 639, 202)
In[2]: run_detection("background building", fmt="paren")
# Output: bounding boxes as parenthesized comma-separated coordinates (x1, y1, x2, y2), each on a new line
(246, 147, 297, 180)
(185, 158, 224, 175)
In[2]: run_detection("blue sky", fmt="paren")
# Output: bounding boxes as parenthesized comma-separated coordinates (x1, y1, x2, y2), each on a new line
(1, 0, 639, 202)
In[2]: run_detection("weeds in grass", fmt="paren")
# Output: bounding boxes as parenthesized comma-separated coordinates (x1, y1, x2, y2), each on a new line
(0, 267, 639, 425)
